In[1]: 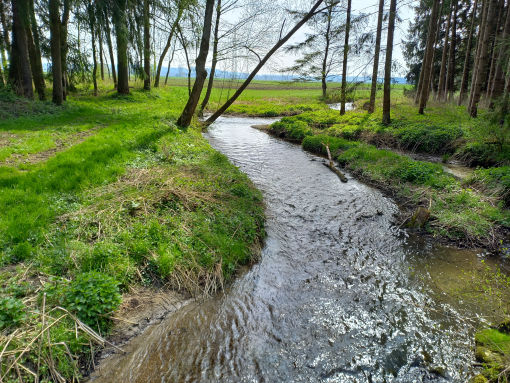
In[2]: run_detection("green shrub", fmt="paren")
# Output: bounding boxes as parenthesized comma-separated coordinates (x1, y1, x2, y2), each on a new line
(391, 160, 441, 184)
(64, 271, 121, 331)
(269, 119, 312, 141)
(0, 296, 26, 330)
(302, 135, 358, 156)
(459, 142, 510, 167)
(470, 166, 510, 206)
(395, 124, 463, 153)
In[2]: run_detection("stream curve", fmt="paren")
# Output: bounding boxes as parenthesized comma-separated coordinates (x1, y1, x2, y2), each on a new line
(91, 116, 483, 383)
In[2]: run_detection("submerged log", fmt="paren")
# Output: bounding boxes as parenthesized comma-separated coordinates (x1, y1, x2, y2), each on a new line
(322, 143, 348, 183)
(405, 206, 430, 228)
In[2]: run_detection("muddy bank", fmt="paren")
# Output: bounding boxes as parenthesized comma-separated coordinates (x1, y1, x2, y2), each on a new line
(87, 287, 191, 379)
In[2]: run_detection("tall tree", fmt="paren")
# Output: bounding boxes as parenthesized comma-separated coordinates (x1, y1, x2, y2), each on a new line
(368, 0, 384, 113)
(458, 0, 478, 105)
(418, 0, 441, 114)
(199, 0, 223, 114)
(103, 9, 117, 88)
(60, 0, 70, 100)
(143, 0, 150, 90)
(154, 4, 183, 87)
(490, 0, 510, 103)
(176, 0, 215, 127)
(87, 0, 98, 96)
(382, 0, 397, 124)
(437, 1, 452, 101)
(99, 25, 105, 81)
(49, 0, 63, 104)
(113, 0, 129, 94)
(26, 0, 45, 100)
(164, 44, 176, 85)
(445, 0, 457, 101)
(340, 0, 351, 115)
(9, 0, 33, 98)
(469, 0, 498, 117)
(205, 0, 326, 125)
(0, 0, 10, 73)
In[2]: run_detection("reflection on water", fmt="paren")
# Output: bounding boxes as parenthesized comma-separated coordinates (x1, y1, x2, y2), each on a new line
(91, 116, 500, 383)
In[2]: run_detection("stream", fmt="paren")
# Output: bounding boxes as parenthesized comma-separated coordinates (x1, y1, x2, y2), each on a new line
(91, 116, 500, 382)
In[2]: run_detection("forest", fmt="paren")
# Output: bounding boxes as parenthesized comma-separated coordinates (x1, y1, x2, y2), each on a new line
(1, 0, 510, 381)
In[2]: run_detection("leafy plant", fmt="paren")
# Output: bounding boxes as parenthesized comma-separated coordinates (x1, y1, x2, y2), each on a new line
(0, 296, 26, 330)
(63, 271, 121, 331)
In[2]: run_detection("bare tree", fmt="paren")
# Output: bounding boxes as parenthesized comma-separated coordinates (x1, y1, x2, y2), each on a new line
(49, 0, 63, 104)
(382, 0, 396, 124)
(340, 0, 351, 115)
(205, 0, 326, 125)
(437, 1, 452, 101)
(176, 0, 215, 127)
(458, 0, 478, 105)
(143, 0, 151, 90)
(368, 0, 384, 113)
(469, 0, 498, 117)
(418, 0, 441, 114)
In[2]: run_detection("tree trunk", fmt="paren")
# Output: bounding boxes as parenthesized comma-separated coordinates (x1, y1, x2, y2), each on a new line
(0, 0, 10, 69)
(416, 0, 443, 103)
(177, 0, 215, 129)
(60, 0, 70, 99)
(445, 0, 457, 101)
(164, 45, 175, 85)
(205, 0, 326, 126)
(9, 0, 33, 98)
(154, 11, 181, 87)
(27, 0, 45, 100)
(49, 0, 62, 105)
(382, 0, 396, 124)
(340, 0, 351, 115)
(469, 0, 498, 117)
(368, 0, 384, 113)
(177, 25, 191, 96)
(468, 0, 489, 110)
(99, 26, 105, 81)
(113, 0, 129, 94)
(486, 0, 505, 99)
(321, 3, 332, 99)
(143, 0, 150, 90)
(104, 13, 117, 88)
(490, 0, 510, 103)
(88, 0, 97, 96)
(458, 0, 479, 105)
(199, 0, 222, 115)
(419, 0, 441, 114)
(437, 2, 452, 101)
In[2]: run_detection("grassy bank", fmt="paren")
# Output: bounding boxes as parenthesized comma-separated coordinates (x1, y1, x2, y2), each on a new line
(0, 84, 264, 381)
(260, 95, 509, 250)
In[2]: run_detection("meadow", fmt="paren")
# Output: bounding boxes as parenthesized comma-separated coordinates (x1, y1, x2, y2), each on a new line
(0, 77, 509, 381)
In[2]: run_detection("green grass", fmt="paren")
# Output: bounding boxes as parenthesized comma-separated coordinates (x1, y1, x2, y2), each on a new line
(270, 113, 509, 248)
(0, 82, 265, 381)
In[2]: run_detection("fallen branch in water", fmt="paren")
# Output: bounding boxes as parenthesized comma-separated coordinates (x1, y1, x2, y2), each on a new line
(322, 143, 347, 183)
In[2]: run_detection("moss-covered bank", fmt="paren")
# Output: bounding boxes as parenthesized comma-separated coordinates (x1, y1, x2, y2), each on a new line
(260, 106, 509, 251)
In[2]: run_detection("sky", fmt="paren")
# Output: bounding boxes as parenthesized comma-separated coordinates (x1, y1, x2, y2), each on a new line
(174, 0, 420, 79)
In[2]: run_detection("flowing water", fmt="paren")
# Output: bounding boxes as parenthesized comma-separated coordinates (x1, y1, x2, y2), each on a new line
(91, 116, 503, 383)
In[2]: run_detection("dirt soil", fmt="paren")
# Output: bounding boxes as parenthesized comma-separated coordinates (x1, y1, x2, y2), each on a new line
(87, 286, 191, 377)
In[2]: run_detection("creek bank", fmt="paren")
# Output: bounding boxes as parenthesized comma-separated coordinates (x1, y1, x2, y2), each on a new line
(254, 122, 509, 252)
